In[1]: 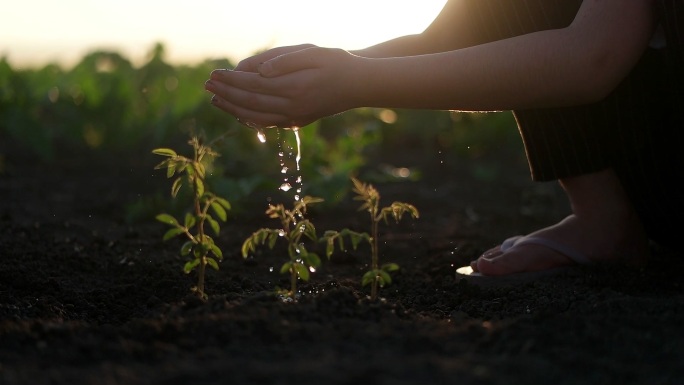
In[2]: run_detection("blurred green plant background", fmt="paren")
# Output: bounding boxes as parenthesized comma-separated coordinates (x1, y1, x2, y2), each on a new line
(0, 43, 526, 222)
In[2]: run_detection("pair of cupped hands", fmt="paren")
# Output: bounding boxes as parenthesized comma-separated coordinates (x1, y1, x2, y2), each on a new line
(205, 44, 359, 129)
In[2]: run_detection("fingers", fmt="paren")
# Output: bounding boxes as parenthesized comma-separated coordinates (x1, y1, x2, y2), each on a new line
(211, 94, 290, 128)
(205, 73, 293, 127)
(206, 45, 336, 128)
(234, 44, 316, 72)
(208, 69, 291, 99)
(258, 46, 338, 78)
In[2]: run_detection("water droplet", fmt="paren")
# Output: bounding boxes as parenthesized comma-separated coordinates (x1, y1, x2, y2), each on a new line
(281, 166, 288, 174)
(279, 183, 292, 192)
(245, 121, 267, 143)
(256, 129, 266, 143)
(309, 266, 316, 273)
(269, 266, 274, 272)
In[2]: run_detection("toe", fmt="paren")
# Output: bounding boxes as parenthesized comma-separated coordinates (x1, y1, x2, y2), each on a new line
(476, 246, 573, 276)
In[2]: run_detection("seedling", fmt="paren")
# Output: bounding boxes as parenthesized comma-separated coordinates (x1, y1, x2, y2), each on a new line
(322, 178, 419, 301)
(242, 196, 323, 300)
(152, 136, 231, 299)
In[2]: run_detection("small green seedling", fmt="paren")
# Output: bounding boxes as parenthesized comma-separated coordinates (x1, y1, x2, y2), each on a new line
(242, 196, 323, 300)
(153, 136, 231, 300)
(322, 178, 418, 301)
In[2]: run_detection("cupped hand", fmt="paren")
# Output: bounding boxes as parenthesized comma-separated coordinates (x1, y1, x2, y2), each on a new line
(205, 46, 362, 129)
(233, 44, 316, 72)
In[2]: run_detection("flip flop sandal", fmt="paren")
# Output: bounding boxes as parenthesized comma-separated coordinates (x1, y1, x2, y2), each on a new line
(455, 235, 591, 287)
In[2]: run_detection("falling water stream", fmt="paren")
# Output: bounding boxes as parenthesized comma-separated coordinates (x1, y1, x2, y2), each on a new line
(275, 127, 302, 204)
(251, 125, 303, 203)
(241, 123, 307, 302)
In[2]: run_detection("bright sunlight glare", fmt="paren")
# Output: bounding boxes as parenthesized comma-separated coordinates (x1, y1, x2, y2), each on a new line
(1, 0, 447, 68)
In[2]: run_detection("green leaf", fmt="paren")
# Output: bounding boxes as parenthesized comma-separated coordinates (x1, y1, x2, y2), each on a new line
(166, 162, 176, 178)
(154, 159, 170, 170)
(377, 270, 392, 287)
(162, 227, 184, 241)
(361, 271, 375, 286)
(267, 232, 278, 249)
(181, 241, 194, 256)
(206, 257, 219, 270)
(195, 178, 205, 196)
(325, 238, 335, 258)
(305, 253, 321, 268)
(152, 148, 177, 157)
(183, 258, 200, 273)
(184, 213, 196, 228)
(280, 261, 293, 274)
(171, 177, 182, 197)
(215, 197, 231, 210)
(210, 244, 223, 260)
(208, 217, 220, 235)
(155, 214, 178, 226)
(211, 202, 227, 221)
(300, 220, 317, 241)
(241, 238, 253, 258)
(350, 232, 369, 249)
(294, 263, 310, 281)
(382, 263, 400, 272)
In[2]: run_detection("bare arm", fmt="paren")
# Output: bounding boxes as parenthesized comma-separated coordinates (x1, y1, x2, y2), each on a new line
(207, 0, 655, 127)
(352, 0, 655, 111)
(233, 1, 473, 70)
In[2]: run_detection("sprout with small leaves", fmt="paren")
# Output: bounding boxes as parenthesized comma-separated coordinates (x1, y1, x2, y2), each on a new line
(321, 178, 418, 301)
(242, 196, 323, 300)
(153, 136, 231, 300)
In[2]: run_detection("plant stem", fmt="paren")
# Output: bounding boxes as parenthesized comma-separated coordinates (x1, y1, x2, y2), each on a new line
(370, 215, 380, 301)
(290, 266, 297, 299)
(282, 212, 298, 300)
(197, 256, 206, 298)
(193, 149, 207, 299)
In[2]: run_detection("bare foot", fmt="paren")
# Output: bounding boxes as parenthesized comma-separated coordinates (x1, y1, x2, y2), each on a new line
(470, 169, 650, 276)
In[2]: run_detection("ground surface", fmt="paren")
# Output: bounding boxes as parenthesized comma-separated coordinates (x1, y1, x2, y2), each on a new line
(1, 141, 683, 385)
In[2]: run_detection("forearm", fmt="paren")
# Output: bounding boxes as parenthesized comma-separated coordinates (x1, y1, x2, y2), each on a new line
(353, 33, 589, 111)
(350, 35, 433, 58)
(351, 2, 654, 111)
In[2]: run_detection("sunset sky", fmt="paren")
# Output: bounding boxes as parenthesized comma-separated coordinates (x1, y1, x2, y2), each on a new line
(1, 0, 447, 68)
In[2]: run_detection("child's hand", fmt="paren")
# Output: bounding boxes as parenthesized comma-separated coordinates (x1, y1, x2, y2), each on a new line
(205, 46, 362, 129)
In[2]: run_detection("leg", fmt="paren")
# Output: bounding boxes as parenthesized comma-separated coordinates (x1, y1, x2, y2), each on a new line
(469, 2, 684, 275)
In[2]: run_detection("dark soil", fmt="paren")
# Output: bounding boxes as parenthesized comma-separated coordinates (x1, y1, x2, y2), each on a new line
(2, 141, 683, 385)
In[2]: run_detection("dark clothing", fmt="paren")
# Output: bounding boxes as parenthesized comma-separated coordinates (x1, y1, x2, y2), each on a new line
(465, 0, 683, 248)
